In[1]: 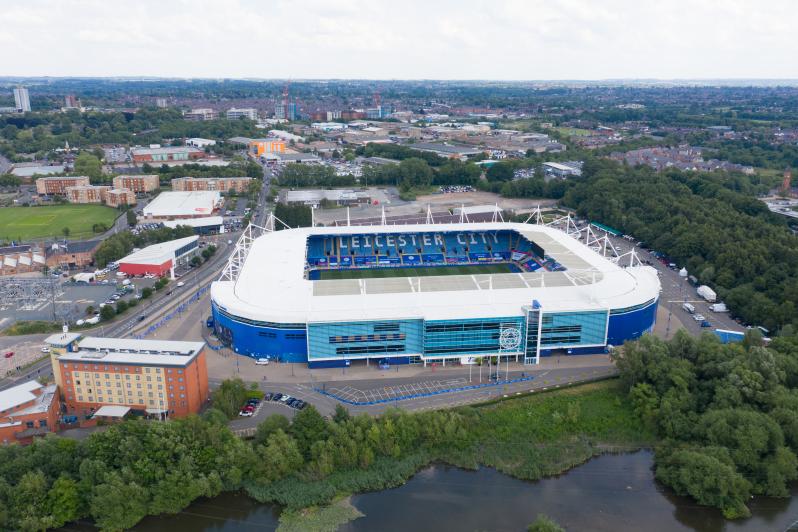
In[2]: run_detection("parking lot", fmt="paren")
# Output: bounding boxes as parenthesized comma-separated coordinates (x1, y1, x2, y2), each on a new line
(323, 377, 470, 404)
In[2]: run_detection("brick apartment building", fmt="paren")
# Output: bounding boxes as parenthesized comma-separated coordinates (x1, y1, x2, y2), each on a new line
(35, 176, 91, 195)
(0, 380, 61, 444)
(171, 176, 254, 194)
(112, 174, 160, 193)
(48, 335, 209, 419)
(106, 188, 137, 207)
(65, 185, 111, 204)
(45, 240, 101, 269)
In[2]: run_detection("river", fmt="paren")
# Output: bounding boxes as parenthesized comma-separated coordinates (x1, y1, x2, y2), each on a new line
(124, 451, 798, 531)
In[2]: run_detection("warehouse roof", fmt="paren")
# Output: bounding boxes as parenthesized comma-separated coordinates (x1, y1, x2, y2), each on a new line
(163, 216, 224, 229)
(212, 222, 660, 324)
(143, 191, 220, 218)
(118, 236, 198, 266)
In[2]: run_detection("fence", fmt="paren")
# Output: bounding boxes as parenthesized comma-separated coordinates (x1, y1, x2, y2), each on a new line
(315, 375, 535, 406)
(132, 284, 212, 340)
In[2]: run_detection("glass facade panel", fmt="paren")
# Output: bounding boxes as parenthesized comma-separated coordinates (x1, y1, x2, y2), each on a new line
(539, 310, 608, 348)
(307, 320, 423, 360)
(423, 317, 524, 357)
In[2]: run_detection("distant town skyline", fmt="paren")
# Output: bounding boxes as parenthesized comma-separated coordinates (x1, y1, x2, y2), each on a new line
(0, 0, 795, 80)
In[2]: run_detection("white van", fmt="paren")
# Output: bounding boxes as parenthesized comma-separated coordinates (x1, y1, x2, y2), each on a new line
(682, 303, 695, 314)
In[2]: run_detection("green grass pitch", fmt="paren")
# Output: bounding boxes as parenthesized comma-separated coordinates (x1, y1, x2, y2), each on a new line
(0, 204, 118, 241)
(316, 263, 516, 280)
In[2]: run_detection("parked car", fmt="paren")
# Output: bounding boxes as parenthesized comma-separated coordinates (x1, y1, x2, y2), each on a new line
(296, 401, 307, 410)
(701, 320, 712, 328)
(272, 393, 283, 402)
(255, 358, 269, 365)
(280, 395, 292, 403)
(176, 281, 185, 288)
(238, 410, 253, 417)
(3, 351, 14, 359)
(40, 347, 50, 353)
(263, 393, 273, 401)
(693, 314, 706, 322)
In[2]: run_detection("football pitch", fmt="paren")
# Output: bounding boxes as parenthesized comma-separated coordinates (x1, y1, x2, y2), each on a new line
(0, 204, 118, 241)
(316, 263, 517, 280)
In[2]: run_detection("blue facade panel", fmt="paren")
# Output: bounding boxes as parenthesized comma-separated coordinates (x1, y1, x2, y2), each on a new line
(606, 298, 658, 346)
(307, 320, 424, 361)
(211, 303, 308, 362)
(540, 310, 608, 348)
(423, 317, 525, 358)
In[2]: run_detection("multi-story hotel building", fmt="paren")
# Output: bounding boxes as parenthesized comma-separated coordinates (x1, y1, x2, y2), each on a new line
(46, 334, 208, 420)
(112, 174, 160, 193)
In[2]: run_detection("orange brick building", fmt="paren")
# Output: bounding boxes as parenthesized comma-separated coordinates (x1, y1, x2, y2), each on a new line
(65, 185, 111, 204)
(35, 176, 91, 195)
(171, 176, 254, 193)
(112, 174, 160, 193)
(51, 336, 208, 420)
(106, 188, 137, 207)
(0, 380, 61, 445)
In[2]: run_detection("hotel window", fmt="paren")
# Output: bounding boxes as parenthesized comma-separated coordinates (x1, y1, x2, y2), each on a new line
(125, 375, 130, 380)
(148, 392, 153, 398)
(177, 370, 183, 374)
(78, 396, 83, 401)
(136, 375, 140, 381)
(115, 374, 120, 379)
(178, 378, 183, 382)
(180, 393, 185, 398)
(145, 368, 150, 373)
(137, 383, 141, 389)
(146, 376, 151, 381)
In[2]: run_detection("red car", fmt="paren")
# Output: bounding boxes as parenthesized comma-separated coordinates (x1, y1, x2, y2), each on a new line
(243, 404, 255, 412)
(3, 351, 13, 359)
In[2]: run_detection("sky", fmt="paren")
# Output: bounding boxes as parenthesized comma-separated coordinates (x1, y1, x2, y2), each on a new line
(0, 0, 796, 80)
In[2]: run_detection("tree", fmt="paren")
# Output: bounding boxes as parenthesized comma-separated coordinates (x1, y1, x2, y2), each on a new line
(46, 476, 81, 528)
(61, 227, 70, 238)
(100, 305, 115, 321)
(332, 404, 350, 424)
(486, 162, 514, 182)
(289, 405, 330, 459)
(254, 414, 291, 446)
(210, 378, 248, 418)
(398, 157, 433, 189)
(126, 209, 137, 226)
(115, 300, 128, 314)
(74, 152, 103, 181)
(89, 474, 148, 531)
(190, 256, 202, 267)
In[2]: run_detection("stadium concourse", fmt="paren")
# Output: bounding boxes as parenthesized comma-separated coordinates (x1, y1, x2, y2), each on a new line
(210, 220, 661, 369)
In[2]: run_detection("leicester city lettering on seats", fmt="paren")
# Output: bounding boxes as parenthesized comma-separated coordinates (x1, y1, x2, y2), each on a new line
(306, 229, 552, 271)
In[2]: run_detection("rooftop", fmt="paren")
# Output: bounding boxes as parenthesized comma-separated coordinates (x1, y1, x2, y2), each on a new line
(163, 216, 224, 229)
(212, 222, 660, 324)
(0, 380, 43, 413)
(143, 191, 220, 217)
(44, 331, 82, 347)
(57, 336, 205, 367)
(118, 235, 198, 265)
(131, 146, 203, 156)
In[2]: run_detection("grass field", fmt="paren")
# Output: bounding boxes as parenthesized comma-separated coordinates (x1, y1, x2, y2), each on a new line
(554, 126, 592, 137)
(0, 204, 118, 241)
(316, 263, 516, 280)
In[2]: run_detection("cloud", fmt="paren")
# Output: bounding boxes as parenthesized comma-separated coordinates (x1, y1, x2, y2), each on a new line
(0, 0, 795, 79)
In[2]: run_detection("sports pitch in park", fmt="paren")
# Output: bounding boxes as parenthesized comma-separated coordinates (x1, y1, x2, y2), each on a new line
(316, 263, 517, 280)
(0, 205, 118, 241)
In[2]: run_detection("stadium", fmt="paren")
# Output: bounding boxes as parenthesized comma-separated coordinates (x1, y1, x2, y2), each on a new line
(210, 218, 660, 368)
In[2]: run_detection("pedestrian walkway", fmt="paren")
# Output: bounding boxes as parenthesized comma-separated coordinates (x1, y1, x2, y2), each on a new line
(317, 374, 535, 406)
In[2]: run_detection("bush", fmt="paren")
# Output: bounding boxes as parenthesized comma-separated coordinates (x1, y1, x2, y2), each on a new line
(115, 300, 128, 314)
(141, 287, 153, 299)
(100, 305, 115, 321)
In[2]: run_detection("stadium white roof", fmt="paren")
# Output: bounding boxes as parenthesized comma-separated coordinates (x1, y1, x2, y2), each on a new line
(118, 236, 198, 266)
(212, 222, 661, 324)
(143, 191, 220, 218)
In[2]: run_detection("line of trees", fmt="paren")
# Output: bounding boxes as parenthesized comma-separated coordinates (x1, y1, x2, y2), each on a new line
(616, 331, 798, 518)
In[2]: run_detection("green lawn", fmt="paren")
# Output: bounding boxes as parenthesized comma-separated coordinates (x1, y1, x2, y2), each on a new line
(554, 126, 592, 137)
(316, 263, 515, 280)
(0, 204, 118, 241)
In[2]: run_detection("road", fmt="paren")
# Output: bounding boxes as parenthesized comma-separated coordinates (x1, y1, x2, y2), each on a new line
(0, 237, 235, 391)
